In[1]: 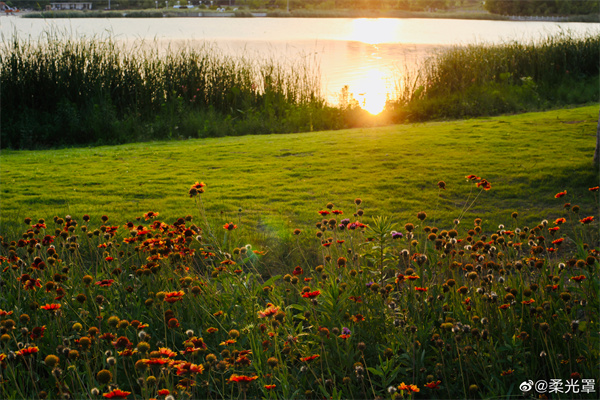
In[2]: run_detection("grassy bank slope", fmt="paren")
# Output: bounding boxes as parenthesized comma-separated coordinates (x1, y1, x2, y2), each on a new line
(1, 105, 598, 265)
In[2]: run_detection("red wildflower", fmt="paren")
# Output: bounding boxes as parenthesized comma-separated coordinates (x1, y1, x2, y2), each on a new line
(332, 210, 343, 215)
(157, 389, 170, 396)
(415, 287, 428, 292)
(579, 216, 594, 224)
(144, 211, 159, 220)
(498, 304, 510, 310)
(551, 238, 564, 245)
(40, 303, 61, 311)
(318, 210, 330, 216)
(99, 333, 116, 341)
(30, 326, 46, 340)
(103, 389, 131, 399)
(522, 299, 535, 305)
(555, 190, 567, 198)
(112, 336, 133, 349)
(206, 327, 218, 334)
(105, 256, 114, 262)
(164, 291, 185, 303)
(117, 349, 137, 357)
(548, 226, 560, 234)
(16, 346, 39, 356)
(229, 374, 258, 383)
(501, 369, 514, 376)
(476, 179, 492, 190)
(300, 354, 320, 362)
(95, 279, 114, 287)
(223, 222, 237, 231)
(466, 175, 481, 181)
(264, 384, 276, 390)
(189, 182, 206, 197)
(349, 296, 362, 303)
(425, 381, 441, 389)
(302, 290, 321, 299)
(143, 358, 172, 366)
(571, 275, 586, 283)
(23, 278, 42, 291)
(292, 266, 303, 275)
(338, 334, 351, 340)
(351, 314, 365, 322)
(554, 218, 566, 225)
(589, 186, 599, 192)
(176, 362, 204, 375)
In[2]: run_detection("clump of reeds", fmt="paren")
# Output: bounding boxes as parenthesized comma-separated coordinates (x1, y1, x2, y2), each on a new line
(389, 31, 600, 121)
(0, 32, 337, 148)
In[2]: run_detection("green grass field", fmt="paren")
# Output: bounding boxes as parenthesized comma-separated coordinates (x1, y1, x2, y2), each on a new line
(1, 105, 598, 266)
(0, 105, 598, 400)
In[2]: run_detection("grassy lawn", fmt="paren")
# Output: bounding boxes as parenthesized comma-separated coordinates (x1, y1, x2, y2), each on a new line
(1, 105, 598, 262)
(0, 105, 598, 400)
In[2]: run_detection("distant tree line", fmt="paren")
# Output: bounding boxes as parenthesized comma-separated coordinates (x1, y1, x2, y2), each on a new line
(9, 0, 466, 11)
(9, 0, 598, 14)
(484, 0, 599, 16)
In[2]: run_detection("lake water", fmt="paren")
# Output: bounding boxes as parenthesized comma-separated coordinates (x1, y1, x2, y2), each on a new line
(2, 16, 598, 113)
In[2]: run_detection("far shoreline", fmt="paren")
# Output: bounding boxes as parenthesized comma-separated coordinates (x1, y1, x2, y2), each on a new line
(13, 8, 599, 23)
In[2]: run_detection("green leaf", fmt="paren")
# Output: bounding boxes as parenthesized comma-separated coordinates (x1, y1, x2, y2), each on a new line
(367, 367, 384, 377)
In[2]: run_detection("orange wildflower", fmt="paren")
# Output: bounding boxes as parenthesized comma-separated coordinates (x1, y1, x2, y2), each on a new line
(258, 305, 280, 318)
(555, 190, 567, 198)
(223, 222, 237, 231)
(398, 383, 420, 393)
(40, 303, 61, 311)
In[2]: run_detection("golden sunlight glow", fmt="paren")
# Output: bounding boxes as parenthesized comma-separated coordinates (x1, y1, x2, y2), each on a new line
(349, 19, 398, 45)
(353, 69, 388, 115)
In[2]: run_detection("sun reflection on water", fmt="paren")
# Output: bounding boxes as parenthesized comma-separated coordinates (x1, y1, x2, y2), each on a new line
(341, 19, 399, 114)
(353, 68, 389, 115)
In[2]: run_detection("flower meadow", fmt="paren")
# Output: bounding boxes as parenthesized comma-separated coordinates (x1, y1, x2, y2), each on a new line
(0, 178, 598, 399)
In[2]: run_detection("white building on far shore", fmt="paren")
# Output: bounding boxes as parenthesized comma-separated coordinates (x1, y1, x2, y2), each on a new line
(50, 2, 93, 10)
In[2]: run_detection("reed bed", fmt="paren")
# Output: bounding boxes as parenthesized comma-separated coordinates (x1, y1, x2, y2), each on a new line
(2, 31, 598, 149)
(1, 33, 342, 149)
(388, 32, 600, 121)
